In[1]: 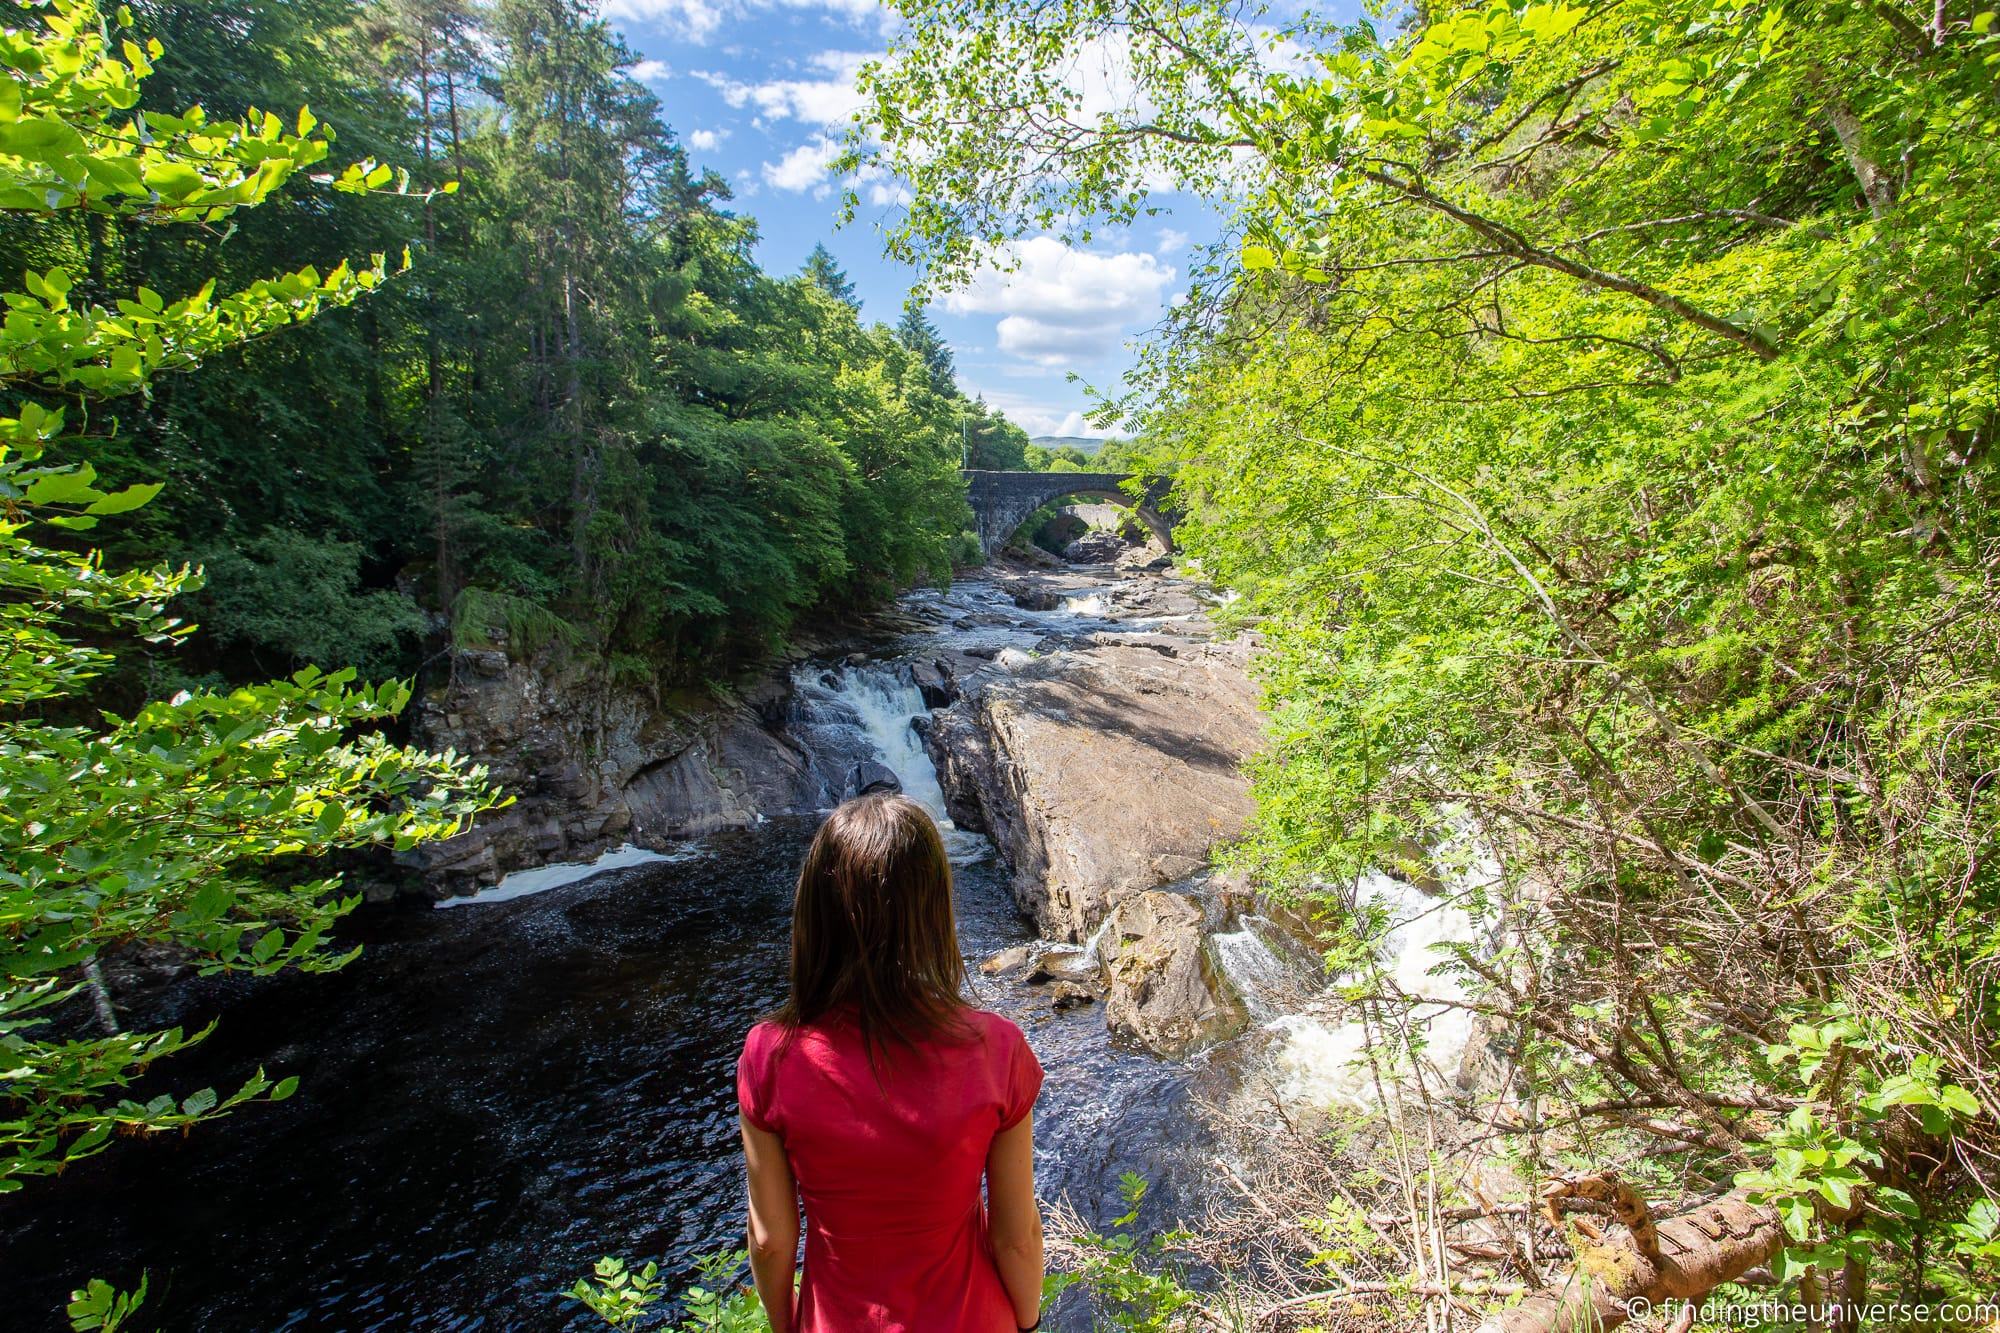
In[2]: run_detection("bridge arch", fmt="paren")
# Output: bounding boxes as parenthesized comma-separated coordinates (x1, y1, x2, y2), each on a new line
(961, 469, 1175, 561)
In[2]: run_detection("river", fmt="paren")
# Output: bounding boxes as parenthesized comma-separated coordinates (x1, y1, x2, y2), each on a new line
(0, 563, 1236, 1331)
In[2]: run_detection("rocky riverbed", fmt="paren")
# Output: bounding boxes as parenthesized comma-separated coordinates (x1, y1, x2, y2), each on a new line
(405, 525, 1490, 1134)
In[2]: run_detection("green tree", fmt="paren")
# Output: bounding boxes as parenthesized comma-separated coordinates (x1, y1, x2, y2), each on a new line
(0, 0, 976, 701)
(894, 300, 955, 394)
(363, 0, 487, 614)
(802, 240, 859, 309)
(962, 397, 1030, 469)
(0, 0, 498, 1212)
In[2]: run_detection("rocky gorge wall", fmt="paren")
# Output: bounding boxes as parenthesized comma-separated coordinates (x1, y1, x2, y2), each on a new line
(915, 559, 1282, 1056)
(405, 649, 825, 898)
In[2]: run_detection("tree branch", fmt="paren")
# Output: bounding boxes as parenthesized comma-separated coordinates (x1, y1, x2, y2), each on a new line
(1361, 166, 1782, 360)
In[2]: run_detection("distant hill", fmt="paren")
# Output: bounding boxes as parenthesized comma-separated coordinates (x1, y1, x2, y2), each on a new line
(1030, 435, 1112, 454)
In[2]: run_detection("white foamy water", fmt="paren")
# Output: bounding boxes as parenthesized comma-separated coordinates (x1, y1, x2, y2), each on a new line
(1210, 918, 1298, 1021)
(1271, 870, 1481, 1107)
(788, 662, 988, 863)
(1076, 914, 1114, 968)
(436, 842, 706, 909)
(1061, 593, 1109, 616)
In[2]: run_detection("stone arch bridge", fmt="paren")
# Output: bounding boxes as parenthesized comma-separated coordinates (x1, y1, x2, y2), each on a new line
(961, 469, 1175, 560)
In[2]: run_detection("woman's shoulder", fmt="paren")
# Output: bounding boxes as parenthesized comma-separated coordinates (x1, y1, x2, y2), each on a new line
(740, 1017, 792, 1064)
(963, 1008, 1043, 1124)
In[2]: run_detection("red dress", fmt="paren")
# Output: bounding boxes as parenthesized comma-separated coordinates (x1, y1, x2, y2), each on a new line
(736, 1008, 1044, 1332)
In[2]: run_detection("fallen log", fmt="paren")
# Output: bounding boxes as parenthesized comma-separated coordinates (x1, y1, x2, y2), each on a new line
(1480, 1175, 1785, 1333)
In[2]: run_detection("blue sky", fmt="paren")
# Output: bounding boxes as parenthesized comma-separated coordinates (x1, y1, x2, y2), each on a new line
(602, 0, 1219, 438)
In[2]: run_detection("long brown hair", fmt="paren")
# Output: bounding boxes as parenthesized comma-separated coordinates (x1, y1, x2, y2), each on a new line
(775, 793, 970, 1054)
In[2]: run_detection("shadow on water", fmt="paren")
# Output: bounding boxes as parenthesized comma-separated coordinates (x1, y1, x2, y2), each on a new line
(0, 817, 1209, 1331)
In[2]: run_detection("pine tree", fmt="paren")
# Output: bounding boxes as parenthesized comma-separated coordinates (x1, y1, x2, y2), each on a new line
(489, 0, 664, 578)
(803, 242, 859, 309)
(366, 0, 487, 612)
(895, 302, 957, 396)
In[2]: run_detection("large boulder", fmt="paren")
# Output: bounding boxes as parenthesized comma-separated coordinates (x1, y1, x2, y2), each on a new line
(1098, 891, 1246, 1057)
(924, 636, 1264, 941)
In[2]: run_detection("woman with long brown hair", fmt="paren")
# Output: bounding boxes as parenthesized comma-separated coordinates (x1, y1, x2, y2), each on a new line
(736, 793, 1046, 1332)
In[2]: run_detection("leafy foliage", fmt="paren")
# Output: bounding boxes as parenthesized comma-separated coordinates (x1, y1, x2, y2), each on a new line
(0, 0, 498, 1197)
(1047, 1174, 1205, 1332)
(0, 0, 979, 696)
(568, 1252, 770, 1332)
(64, 1275, 146, 1332)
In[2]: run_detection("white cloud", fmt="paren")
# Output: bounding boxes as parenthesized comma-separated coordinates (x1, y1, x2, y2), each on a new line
(630, 58, 672, 82)
(1156, 227, 1190, 254)
(943, 236, 1174, 367)
(697, 52, 870, 128)
(774, 0, 895, 29)
(964, 389, 1114, 439)
(945, 238, 1174, 321)
(688, 128, 727, 151)
(1045, 410, 1110, 438)
(867, 178, 912, 207)
(993, 316, 1114, 367)
(763, 139, 841, 192)
(603, 0, 727, 43)
(605, 0, 891, 44)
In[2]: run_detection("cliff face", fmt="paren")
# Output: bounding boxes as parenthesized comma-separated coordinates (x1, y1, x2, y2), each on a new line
(406, 648, 823, 897)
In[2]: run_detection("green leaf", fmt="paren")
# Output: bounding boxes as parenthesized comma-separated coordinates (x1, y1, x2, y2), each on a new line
(141, 160, 206, 197)
(84, 482, 162, 516)
(1874, 1187, 1921, 1219)
(23, 465, 98, 504)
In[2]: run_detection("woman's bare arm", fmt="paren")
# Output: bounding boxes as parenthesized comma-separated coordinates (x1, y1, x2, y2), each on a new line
(740, 1114, 799, 1333)
(986, 1113, 1044, 1328)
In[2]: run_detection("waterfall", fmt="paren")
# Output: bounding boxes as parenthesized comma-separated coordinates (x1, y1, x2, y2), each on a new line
(1209, 917, 1302, 1021)
(1061, 593, 1109, 616)
(1075, 914, 1113, 970)
(787, 662, 987, 863)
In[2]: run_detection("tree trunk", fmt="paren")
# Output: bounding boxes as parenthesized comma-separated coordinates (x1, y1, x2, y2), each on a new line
(1482, 1185, 1784, 1333)
(1827, 100, 1897, 219)
(563, 258, 594, 573)
(418, 29, 443, 404)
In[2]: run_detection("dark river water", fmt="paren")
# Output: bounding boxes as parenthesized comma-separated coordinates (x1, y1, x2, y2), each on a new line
(0, 576, 1219, 1332)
